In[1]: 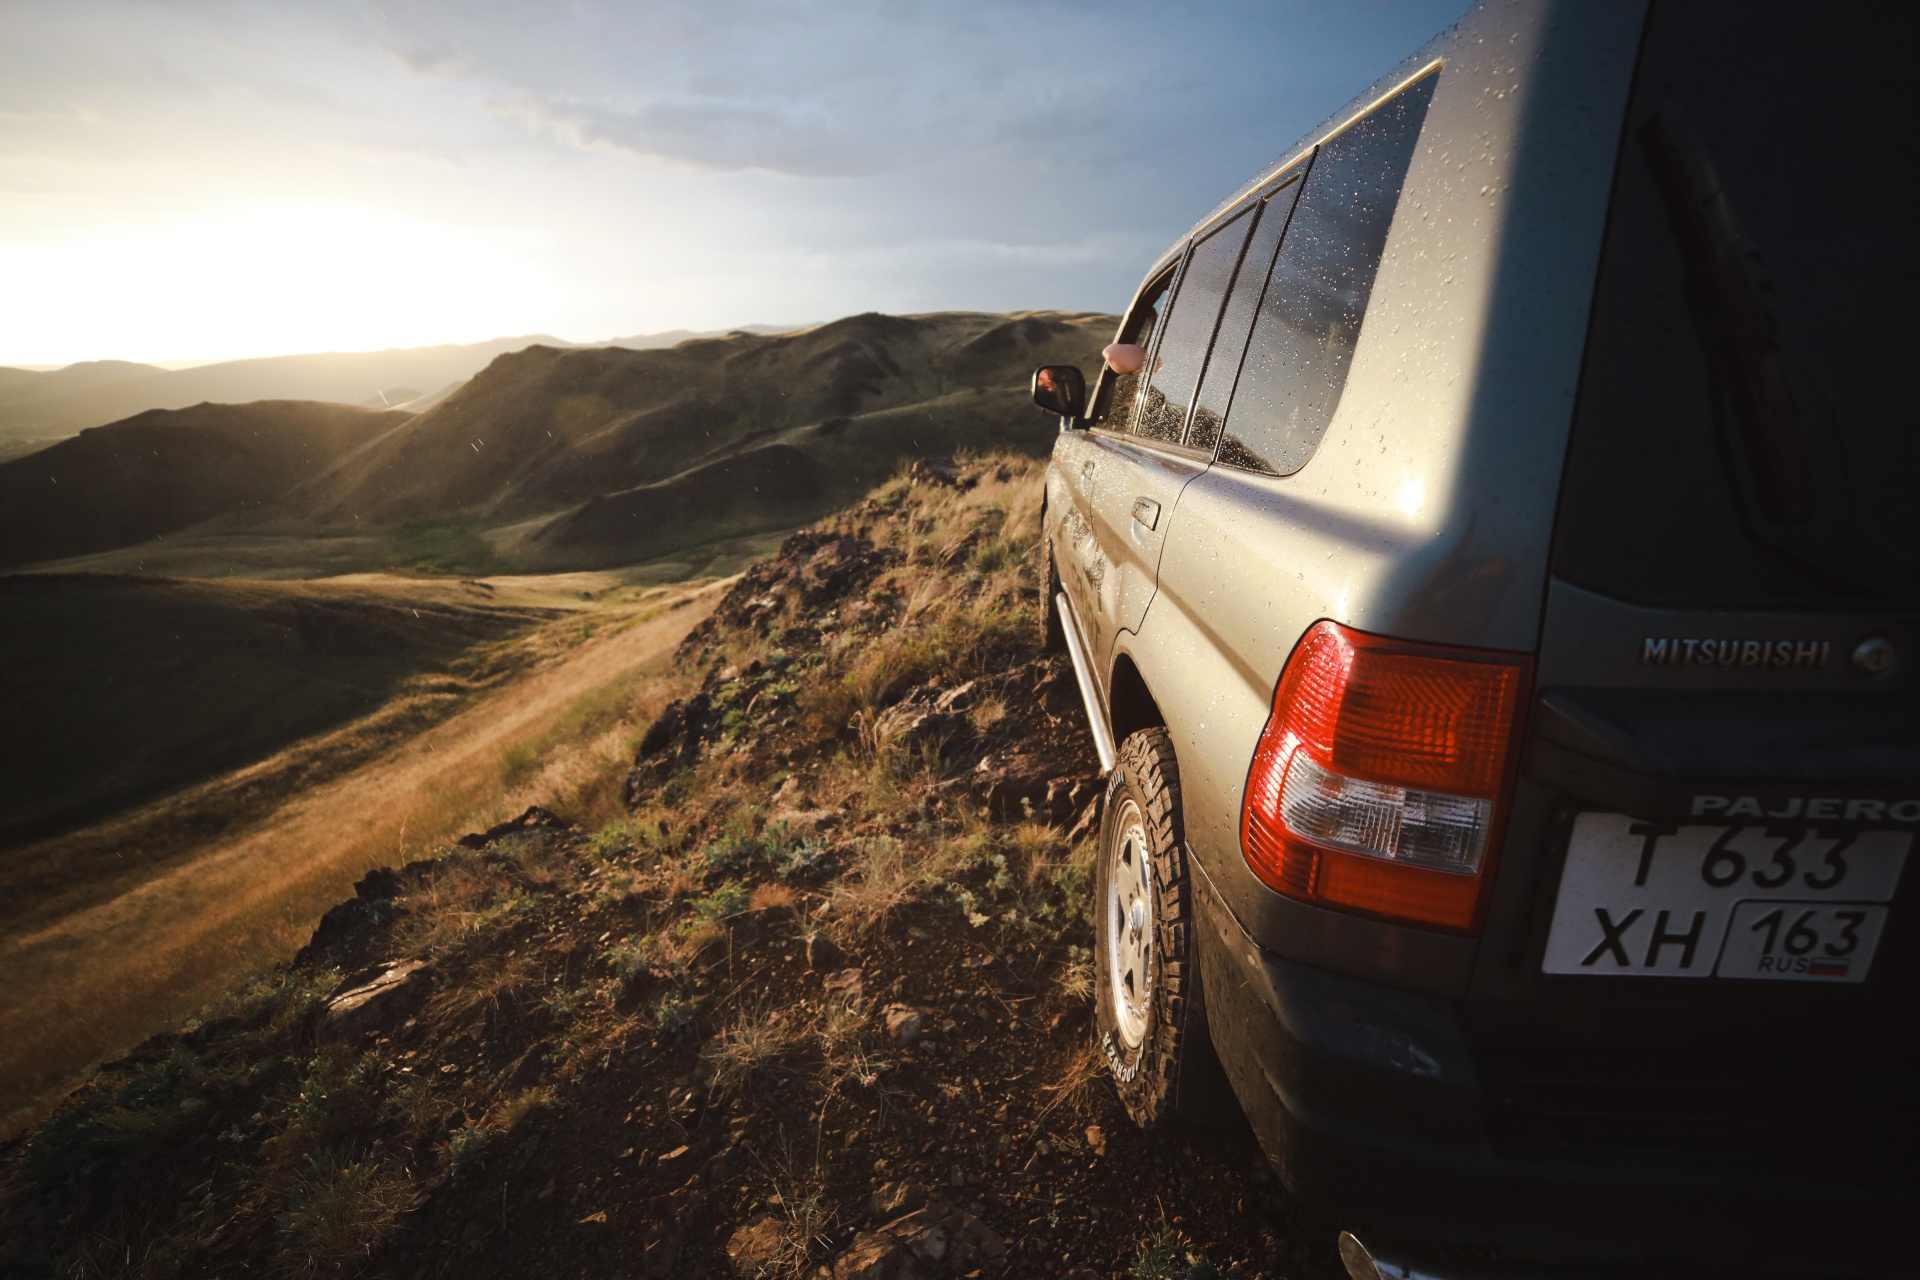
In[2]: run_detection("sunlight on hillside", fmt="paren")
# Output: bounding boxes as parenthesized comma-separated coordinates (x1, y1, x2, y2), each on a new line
(0, 576, 721, 1136)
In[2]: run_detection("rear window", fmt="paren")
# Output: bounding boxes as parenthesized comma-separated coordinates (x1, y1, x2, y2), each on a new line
(1216, 71, 1436, 476)
(1552, 0, 1920, 608)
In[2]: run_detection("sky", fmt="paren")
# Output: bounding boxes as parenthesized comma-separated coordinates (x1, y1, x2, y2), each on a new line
(0, 0, 1465, 367)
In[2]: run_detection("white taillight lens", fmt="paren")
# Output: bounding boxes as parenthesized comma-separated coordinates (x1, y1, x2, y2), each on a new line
(1279, 751, 1490, 875)
(1241, 620, 1531, 933)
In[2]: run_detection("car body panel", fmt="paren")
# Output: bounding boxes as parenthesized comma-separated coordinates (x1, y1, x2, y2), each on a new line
(1135, 0, 1645, 982)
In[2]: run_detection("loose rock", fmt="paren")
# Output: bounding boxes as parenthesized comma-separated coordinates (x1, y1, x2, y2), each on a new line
(882, 1003, 927, 1045)
(726, 1214, 785, 1279)
(320, 960, 433, 1042)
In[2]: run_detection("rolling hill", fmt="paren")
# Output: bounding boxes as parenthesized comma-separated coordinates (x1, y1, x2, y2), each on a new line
(0, 326, 807, 446)
(268, 309, 1113, 569)
(0, 401, 410, 569)
(0, 310, 1111, 576)
(0, 571, 555, 849)
(0, 359, 165, 409)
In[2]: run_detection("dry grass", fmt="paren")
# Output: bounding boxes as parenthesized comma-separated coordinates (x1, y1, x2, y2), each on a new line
(276, 1153, 422, 1276)
(488, 1085, 555, 1132)
(426, 947, 547, 1028)
(703, 1001, 803, 1097)
(1039, 1041, 1107, 1122)
(812, 1002, 887, 1095)
(749, 881, 800, 914)
(825, 837, 926, 937)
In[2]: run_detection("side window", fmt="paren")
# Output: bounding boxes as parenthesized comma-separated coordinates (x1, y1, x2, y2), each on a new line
(1186, 171, 1304, 455)
(1101, 272, 1173, 429)
(1133, 204, 1256, 445)
(1217, 72, 1436, 476)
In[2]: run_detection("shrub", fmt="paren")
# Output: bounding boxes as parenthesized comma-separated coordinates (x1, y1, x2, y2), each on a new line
(1132, 1229, 1226, 1280)
(277, 1154, 419, 1274)
(690, 882, 750, 923)
(444, 1119, 497, 1176)
(652, 989, 700, 1037)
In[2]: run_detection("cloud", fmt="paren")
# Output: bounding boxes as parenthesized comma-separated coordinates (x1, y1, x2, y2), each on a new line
(0, 0, 1470, 362)
(375, 40, 469, 78)
(485, 92, 884, 178)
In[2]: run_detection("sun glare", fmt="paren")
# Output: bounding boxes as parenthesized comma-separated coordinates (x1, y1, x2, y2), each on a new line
(0, 202, 564, 365)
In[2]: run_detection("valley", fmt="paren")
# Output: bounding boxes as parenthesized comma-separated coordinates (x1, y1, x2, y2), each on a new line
(0, 570, 719, 1138)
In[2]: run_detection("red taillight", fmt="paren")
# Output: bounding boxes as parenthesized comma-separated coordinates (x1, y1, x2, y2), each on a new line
(1241, 620, 1531, 933)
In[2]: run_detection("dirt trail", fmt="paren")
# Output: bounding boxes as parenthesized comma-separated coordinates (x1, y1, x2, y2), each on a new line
(0, 580, 721, 1135)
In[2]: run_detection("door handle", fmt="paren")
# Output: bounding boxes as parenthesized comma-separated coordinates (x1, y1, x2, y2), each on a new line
(1131, 496, 1161, 531)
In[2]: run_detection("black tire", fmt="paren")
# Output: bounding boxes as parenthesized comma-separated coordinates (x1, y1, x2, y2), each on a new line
(1094, 727, 1196, 1130)
(1038, 530, 1067, 654)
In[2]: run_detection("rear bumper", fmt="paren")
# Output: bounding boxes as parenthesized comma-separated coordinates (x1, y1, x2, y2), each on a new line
(1193, 871, 1915, 1277)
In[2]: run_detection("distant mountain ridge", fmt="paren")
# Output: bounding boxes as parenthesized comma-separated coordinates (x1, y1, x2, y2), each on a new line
(0, 361, 165, 412)
(0, 325, 809, 444)
(1, 310, 1113, 575)
(0, 338, 563, 443)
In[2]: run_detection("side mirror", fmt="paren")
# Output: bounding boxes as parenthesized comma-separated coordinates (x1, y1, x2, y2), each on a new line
(1030, 365, 1086, 421)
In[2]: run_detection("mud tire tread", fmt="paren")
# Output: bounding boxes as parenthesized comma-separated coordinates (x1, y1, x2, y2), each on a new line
(1094, 726, 1191, 1131)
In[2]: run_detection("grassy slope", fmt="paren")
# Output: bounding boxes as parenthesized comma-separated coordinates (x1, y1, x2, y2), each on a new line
(0, 576, 719, 1141)
(0, 573, 543, 846)
(0, 402, 412, 570)
(0, 457, 1347, 1280)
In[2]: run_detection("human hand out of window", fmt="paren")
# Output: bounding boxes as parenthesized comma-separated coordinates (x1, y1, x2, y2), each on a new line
(1103, 343, 1147, 374)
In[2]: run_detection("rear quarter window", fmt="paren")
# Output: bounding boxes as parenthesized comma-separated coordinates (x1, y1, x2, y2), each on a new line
(1217, 72, 1436, 477)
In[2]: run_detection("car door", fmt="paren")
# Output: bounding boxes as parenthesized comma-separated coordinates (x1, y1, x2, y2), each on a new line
(1051, 269, 1174, 667)
(1082, 201, 1261, 664)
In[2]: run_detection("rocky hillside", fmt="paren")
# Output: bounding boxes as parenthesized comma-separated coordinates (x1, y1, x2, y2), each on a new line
(0, 401, 410, 570)
(0, 456, 1342, 1280)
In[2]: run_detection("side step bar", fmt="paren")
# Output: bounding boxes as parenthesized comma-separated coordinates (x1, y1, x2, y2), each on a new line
(1055, 591, 1117, 772)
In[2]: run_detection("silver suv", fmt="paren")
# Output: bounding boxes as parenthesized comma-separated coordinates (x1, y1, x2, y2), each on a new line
(1030, 2, 1915, 1276)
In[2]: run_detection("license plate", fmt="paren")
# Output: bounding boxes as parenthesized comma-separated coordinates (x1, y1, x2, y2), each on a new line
(1542, 814, 1910, 982)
